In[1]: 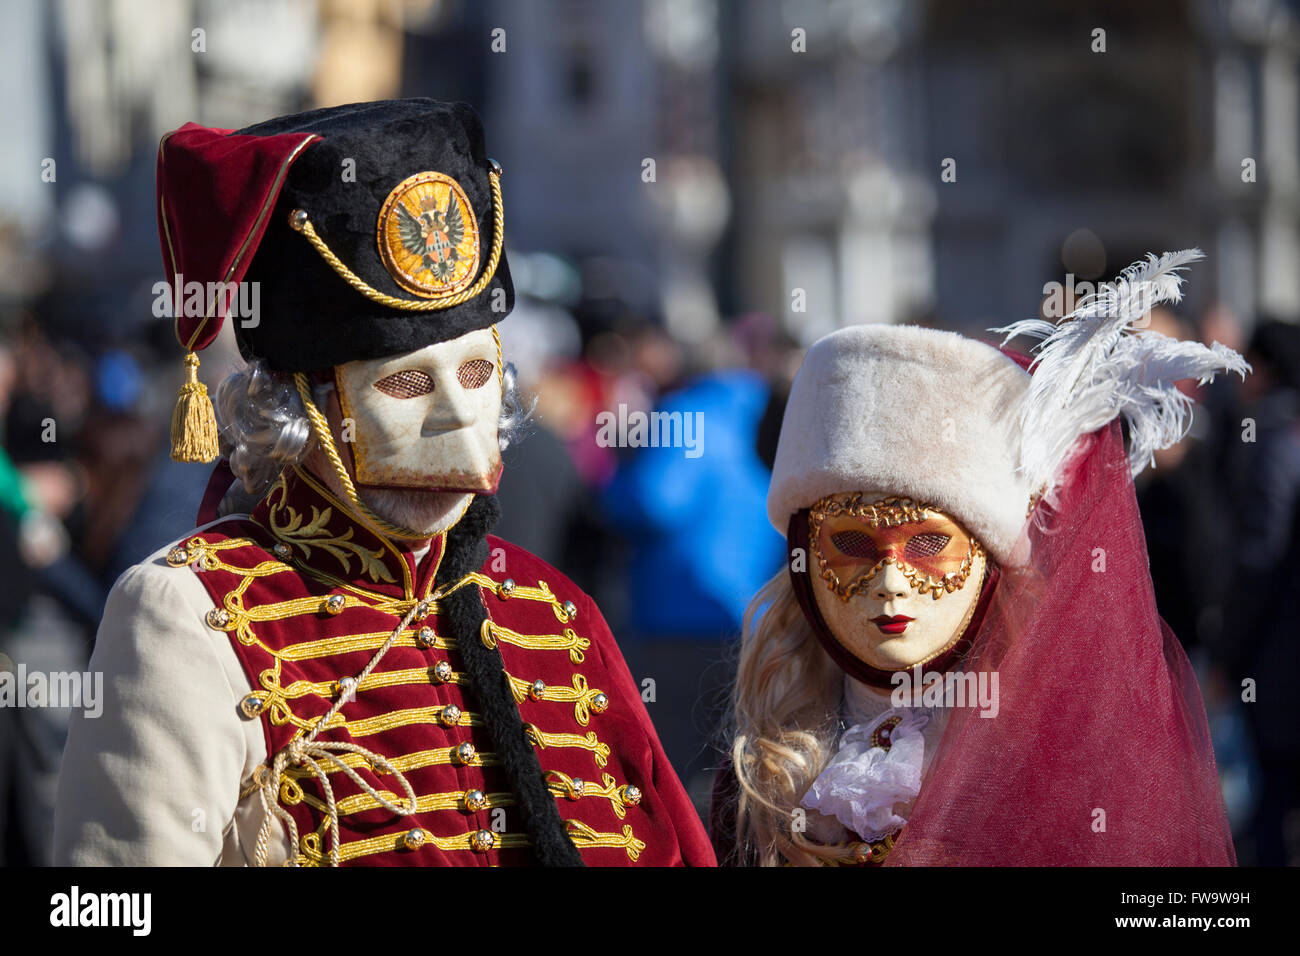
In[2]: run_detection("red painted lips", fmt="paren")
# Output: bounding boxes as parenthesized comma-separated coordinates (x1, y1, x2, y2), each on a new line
(871, 615, 914, 635)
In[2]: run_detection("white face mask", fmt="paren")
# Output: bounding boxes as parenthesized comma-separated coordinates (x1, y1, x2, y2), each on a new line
(809, 490, 987, 671)
(333, 328, 502, 494)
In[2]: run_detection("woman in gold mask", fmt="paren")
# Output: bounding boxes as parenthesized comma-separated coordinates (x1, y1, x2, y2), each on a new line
(713, 252, 1243, 867)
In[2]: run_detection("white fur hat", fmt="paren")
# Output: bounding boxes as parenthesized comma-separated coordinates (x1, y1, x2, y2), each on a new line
(767, 324, 1034, 564)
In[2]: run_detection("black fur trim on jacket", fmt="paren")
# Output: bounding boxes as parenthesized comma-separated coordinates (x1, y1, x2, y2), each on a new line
(436, 494, 586, 867)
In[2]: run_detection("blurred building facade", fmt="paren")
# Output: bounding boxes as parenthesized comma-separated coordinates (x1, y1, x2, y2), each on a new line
(725, 0, 1300, 340)
(5, 0, 1299, 347)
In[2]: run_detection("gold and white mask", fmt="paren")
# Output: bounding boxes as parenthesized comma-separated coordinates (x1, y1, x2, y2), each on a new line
(333, 327, 503, 494)
(809, 491, 987, 671)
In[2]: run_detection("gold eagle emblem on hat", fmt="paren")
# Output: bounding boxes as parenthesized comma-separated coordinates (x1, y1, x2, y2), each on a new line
(377, 171, 481, 298)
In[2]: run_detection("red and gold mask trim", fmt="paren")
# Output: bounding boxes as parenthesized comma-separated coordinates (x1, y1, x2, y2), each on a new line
(809, 494, 984, 602)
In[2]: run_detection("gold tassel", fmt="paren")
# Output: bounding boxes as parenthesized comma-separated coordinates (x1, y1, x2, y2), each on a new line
(170, 351, 220, 463)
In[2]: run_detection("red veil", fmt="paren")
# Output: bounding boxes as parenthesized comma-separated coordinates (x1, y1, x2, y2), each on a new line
(886, 420, 1235, 865)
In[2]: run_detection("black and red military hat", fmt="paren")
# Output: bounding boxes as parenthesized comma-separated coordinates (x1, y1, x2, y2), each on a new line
(156, 98, 512, 460)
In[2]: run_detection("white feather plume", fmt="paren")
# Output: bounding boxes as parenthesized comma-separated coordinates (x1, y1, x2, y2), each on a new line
(993, 249, 1250, 504)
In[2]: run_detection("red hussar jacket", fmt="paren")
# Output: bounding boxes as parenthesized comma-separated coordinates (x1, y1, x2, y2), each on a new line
(167, 464, 715, 866)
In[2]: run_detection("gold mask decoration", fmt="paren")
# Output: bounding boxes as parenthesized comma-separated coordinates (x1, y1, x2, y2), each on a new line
(809, 491, 989, 672)
(809, 494, 984, 602)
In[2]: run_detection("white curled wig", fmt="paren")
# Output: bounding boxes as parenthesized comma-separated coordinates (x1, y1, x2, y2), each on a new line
(214, 358, 532, 507)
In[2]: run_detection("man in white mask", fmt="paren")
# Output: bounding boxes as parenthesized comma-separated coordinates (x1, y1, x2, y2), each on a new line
(54, 99, 715, 868)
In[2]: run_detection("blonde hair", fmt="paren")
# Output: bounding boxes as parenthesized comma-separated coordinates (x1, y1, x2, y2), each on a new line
(728, 570, 846, 866)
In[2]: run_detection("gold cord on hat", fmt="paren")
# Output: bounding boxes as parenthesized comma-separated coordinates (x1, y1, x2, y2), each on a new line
(288, 167, 504, 312)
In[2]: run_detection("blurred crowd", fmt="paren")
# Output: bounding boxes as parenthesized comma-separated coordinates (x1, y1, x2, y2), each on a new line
(0, 304, 209, 865)
(1131, 304, 1300, 868)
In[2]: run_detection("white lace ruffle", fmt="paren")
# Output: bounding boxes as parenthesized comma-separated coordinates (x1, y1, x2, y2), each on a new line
(800, 709, 930, 842)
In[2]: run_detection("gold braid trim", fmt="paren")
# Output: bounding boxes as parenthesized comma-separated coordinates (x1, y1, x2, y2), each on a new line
(493, 323, 503, 388)
(177, 526, 412, 603)
(299, 828, 531, 866)
(268, 720, 616, 783)
(507, 671, 606, 726)
(295, 771, 633, 820)
(248, 591, 430, 866)
(462, 572, 576, 624)
(481, 619, 589, 664)
(279, 665, 465, 700)
(273, 703, 484, 738)
(245, 573, 475, 866)
(545, 771, 635, 819)
(280, 745, 499, 782)
(205, 577, 444, 655)
(250, 733, 419, 868)
(564, 820, 644, 862)
(523, 724, 610, 768)
(297, 788, 515, 818)
(276, 628, 454, 662)
(169, 537, 297, 579)
(298, 819, 643, 865)
(240, 656, 469, 729)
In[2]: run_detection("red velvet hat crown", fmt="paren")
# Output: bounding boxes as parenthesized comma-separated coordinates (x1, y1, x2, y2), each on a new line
(157, 122, 318, 355)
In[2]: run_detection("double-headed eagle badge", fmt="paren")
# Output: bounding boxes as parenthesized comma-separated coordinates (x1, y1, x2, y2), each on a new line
(377, 171, 480, 298)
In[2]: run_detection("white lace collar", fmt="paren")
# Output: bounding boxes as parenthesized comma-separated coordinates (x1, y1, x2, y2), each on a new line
(800, 674, 949, 842)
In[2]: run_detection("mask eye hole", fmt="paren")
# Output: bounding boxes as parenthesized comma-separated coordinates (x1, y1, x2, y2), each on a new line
(373, 369, 435, 398)
(904, 533, 950, 559)
(457, 359, 494, 389)
(829, 529, 877, 561)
